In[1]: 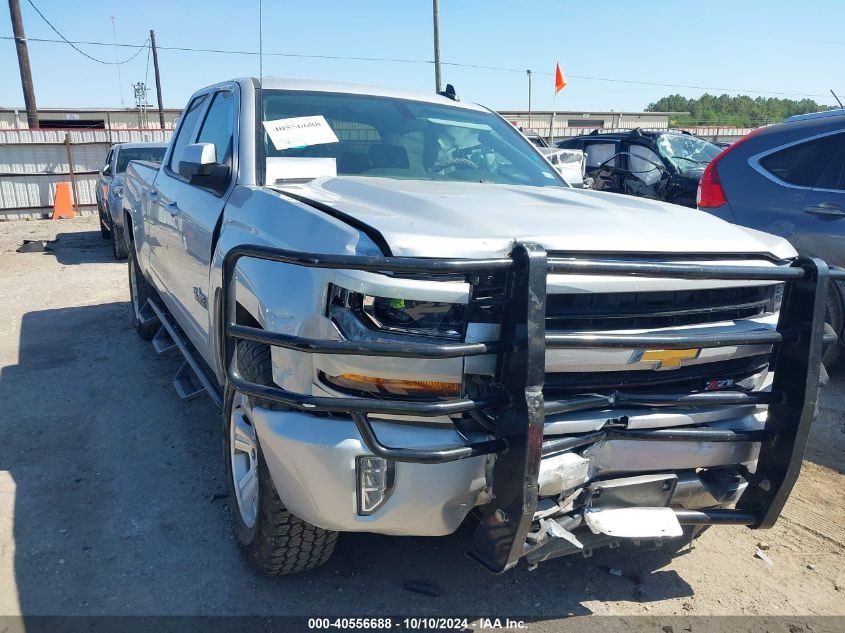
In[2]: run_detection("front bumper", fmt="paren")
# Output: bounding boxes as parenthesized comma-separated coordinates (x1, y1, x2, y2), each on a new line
(252, 404, 766, 537)
(222, 243, 838, 572)
(251, 408, 488, 536)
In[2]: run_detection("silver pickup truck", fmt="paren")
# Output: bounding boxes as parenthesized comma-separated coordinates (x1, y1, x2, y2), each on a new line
(122, 77, 835, 576)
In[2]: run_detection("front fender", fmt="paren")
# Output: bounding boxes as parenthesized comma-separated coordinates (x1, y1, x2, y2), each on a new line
(207, 186, 384, 386)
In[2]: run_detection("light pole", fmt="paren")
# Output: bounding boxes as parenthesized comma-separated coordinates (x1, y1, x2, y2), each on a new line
(527, 70, 532, 128)
(433, 0, 442, 93)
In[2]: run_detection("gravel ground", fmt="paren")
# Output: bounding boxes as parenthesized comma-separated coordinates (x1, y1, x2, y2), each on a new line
(0, 216, 843, 629)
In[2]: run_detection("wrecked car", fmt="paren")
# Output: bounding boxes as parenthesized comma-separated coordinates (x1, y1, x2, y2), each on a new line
(121, 77, 836, 575)
(558, 129, 723, 207)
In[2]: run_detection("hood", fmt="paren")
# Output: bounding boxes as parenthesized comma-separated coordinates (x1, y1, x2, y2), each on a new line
(280, 177, 796, 260)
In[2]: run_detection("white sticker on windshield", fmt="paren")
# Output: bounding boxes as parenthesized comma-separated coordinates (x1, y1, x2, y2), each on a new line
(262, 115, 339, 150)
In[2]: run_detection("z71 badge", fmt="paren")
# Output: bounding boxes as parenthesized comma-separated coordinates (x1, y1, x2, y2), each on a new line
(705, 378, 735, 391)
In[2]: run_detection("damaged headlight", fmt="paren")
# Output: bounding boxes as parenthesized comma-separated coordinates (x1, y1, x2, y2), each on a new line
(765, 283, 784, 314)
(328, 285, 465, 339)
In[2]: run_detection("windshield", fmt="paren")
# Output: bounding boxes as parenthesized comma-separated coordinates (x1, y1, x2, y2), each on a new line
(655, 134, 722, 173)
(261, 90, 565, 187)
(116, 147, 166, 173)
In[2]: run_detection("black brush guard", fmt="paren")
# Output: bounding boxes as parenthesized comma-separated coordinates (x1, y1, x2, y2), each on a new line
(222, 243, 841, 573)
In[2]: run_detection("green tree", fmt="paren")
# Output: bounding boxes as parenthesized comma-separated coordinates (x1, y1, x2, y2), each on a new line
(645, 94, 834, 127)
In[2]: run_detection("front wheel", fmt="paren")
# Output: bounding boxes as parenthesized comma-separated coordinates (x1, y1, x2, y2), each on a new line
(224, 341, 338, 575)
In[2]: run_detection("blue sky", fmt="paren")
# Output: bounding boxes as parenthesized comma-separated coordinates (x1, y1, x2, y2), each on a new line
(1, 0, 842, 113)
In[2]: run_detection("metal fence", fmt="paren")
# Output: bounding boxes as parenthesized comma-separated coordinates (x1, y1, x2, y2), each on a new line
(0, 128, 173, 220)
(518, 125, 756, 144)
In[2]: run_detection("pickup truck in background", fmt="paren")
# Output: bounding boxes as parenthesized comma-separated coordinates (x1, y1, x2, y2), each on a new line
(96, 142, 168, 259)
(121, 77, 834, 576)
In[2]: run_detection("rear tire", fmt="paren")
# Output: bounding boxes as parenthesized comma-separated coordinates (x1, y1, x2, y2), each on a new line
(128, 246, 157, 340)
(224, 341, 338, 575)
(823, 283, 843, 369)
(110, 215, 128, 260)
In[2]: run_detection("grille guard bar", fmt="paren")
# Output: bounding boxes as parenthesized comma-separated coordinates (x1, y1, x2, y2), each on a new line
(222, 244, 834, 573)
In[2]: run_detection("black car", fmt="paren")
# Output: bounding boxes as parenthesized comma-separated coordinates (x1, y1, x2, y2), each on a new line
(697, 108, 845, 365)
(558, 129, 722, 207)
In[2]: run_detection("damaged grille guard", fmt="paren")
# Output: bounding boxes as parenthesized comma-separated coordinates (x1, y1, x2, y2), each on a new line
(222, 242, 841, 572)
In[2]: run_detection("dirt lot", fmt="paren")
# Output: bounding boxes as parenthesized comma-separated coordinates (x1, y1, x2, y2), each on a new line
(0, 216, 843, 629)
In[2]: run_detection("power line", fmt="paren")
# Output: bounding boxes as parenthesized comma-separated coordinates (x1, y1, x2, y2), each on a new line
(2, 31, 842, 101)
(22, 0, 147, 65)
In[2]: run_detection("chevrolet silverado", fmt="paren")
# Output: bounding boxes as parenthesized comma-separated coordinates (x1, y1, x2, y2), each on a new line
(121, 77, 835, 575)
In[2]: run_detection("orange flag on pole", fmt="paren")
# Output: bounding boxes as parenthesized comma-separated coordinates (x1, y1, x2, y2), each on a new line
(555, 63, 567, 93)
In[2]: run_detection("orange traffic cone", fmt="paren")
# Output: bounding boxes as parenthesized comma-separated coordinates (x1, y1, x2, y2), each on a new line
(52, 182, 74, 220)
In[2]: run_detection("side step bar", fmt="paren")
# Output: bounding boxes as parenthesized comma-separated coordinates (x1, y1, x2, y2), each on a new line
(137, 298, 160, 329)
(145, 299, 223, 408)
(152, 325, 176, 354)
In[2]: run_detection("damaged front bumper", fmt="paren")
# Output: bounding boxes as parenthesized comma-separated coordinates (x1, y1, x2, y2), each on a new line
(222, 243, 839, 573)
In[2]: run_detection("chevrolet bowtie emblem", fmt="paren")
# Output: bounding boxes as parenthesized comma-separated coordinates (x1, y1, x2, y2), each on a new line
(630, 348, 700, 369)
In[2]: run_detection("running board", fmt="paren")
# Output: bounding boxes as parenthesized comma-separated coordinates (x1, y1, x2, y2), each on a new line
(146, 299, 223, 408)
(173, 361, 205, 401)
(152, 325, 176, 354)
(138, 299, 160, 328)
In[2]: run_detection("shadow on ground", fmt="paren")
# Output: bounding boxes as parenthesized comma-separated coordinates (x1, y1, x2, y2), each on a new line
(15, 230, 115, 266)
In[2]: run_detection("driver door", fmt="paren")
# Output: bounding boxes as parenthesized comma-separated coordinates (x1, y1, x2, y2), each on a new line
(158, 86, 237, 353)
(623, 143, 668, 200)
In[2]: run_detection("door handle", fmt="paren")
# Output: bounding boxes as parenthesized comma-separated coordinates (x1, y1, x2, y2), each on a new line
(146, 190, 159, 201)
(165, 201, 180, 215)
(804, 203, 845, 217)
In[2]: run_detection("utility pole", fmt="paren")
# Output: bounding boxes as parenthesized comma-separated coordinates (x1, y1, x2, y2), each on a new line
(432, 0, 442, 93)
(526, 70, 532, 127)
(110, 17, 125, 106)
(8, 0, 38, 128)
(150, 30, 165, 129)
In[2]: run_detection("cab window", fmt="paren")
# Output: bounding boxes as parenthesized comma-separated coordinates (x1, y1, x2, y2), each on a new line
(167, 94, 208, 175)
(196, 90, 236, 166)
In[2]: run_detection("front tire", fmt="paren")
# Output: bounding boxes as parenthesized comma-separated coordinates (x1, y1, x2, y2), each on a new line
(224, 341, 337, 575)
(98, 204, 110, 239)
(128, 246, 157, 340)
(110, 215, 128, 260)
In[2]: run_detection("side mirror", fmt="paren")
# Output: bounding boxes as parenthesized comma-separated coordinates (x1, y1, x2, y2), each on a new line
(102, 164, 111, 176)
(178, 143, 218, 179)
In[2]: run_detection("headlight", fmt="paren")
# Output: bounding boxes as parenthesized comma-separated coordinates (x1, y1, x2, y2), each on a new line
(323, 372, 460, 397)
(112, 185, 124, 198)
(328, 285, 465, 339)
(766, 283, 784, 314)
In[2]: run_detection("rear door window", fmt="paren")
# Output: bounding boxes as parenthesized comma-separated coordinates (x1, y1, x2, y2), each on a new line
(814, 138, 845, 191)
(759, 133, 843, 187)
